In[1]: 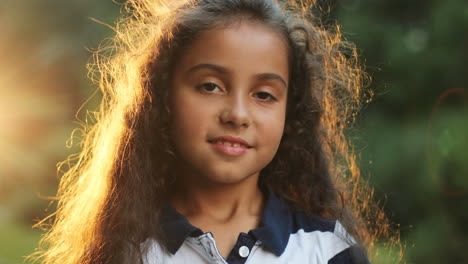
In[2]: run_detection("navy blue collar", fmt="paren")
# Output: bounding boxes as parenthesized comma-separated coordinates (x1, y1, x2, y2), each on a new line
(159, 204, 203, 254)
(249, 189, 292, 256)
(158, 189, 293, 256)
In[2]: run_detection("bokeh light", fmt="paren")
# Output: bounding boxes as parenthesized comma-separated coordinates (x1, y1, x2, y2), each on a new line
(1, 0, 467, 263)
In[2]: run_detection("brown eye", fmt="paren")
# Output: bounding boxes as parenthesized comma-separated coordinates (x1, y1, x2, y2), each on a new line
(196, 82, 221, 92)
(254, 91, 277, 101)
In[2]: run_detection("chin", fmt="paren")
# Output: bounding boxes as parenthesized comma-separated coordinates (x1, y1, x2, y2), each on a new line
(204, 169, 257, 185)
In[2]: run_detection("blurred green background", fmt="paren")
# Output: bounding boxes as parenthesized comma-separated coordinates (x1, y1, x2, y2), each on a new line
(0, 0, 466, 263)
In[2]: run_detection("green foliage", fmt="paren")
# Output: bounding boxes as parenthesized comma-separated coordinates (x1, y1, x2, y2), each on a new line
(0, 0, 466, 263)
(0, 221, 42, 264)
(337, 0, 468, 263)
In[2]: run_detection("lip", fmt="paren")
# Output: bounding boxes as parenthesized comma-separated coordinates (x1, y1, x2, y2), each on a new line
(208, 136, 252, 156)
(209, 136, 252, 147)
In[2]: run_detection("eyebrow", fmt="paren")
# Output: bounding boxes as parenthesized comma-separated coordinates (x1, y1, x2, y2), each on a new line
(256, 73, 288, 88)
(185, 63, 288, 88)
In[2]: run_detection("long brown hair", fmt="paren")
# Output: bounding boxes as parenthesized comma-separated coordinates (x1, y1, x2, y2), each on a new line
(29, 0, 399, 263)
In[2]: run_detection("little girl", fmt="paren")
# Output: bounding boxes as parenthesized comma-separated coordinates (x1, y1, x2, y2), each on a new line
(31, 0, 385, 263)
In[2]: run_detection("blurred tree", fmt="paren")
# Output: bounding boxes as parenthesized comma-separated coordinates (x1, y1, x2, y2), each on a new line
(0, 1, 119, 263)
(1, 0, 466, 263)
(336, 0, 468, 263)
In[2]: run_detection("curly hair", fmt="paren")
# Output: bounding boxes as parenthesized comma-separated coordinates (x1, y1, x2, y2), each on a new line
(29, 0, 398, 263)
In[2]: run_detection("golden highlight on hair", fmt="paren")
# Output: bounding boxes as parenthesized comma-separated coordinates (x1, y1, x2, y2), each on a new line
(28, 0, 403, 263)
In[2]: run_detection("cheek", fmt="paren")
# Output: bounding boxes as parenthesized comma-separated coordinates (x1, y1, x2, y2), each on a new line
(170, 91, 216, 143)
(269, 119, 286, 151)
(258, 108, 286, 156)
(171, 104, 200, 140)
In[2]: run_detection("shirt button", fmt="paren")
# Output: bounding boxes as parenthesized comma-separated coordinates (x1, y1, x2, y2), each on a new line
(238, 245, 250, 258)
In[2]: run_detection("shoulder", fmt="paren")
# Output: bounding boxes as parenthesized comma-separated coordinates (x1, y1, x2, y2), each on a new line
(286, 210, 369, 264)
(255, 189, 369, 263)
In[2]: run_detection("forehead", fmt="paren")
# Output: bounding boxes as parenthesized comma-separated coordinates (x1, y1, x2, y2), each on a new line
(174, 20, 289, 81)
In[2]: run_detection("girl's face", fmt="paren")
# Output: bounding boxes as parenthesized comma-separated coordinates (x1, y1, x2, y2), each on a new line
(170, 21, 289, 186)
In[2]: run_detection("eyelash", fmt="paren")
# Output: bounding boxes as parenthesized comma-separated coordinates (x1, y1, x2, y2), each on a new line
(196, 82, 221, 93)
(195, 82, 277, 102)
(254, 91, 277, 102)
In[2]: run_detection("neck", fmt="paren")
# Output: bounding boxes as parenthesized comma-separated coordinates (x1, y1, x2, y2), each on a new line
(171, 173, 264, 223)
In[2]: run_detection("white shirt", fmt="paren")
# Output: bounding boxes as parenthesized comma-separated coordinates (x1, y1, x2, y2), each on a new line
(141, 189, 369, 264)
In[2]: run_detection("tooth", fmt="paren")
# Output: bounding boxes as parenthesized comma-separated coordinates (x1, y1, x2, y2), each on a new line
(233, 143, 240, 147)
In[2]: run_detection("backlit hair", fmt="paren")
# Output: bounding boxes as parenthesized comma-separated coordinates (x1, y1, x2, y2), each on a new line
(29, 0, 401, 263)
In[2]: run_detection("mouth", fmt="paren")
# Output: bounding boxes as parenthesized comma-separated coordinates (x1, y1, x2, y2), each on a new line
(207, 136, 253, 148)
(208, 135, 253, 156)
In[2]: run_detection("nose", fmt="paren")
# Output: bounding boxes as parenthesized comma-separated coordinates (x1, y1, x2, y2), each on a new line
(219, 94, 252, 128)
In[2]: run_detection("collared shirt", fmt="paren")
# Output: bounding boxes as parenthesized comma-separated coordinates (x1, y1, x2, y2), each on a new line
(141, 190, 369, 264)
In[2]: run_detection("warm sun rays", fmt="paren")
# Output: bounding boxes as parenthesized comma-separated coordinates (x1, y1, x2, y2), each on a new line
(0, 15, 81, 206)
